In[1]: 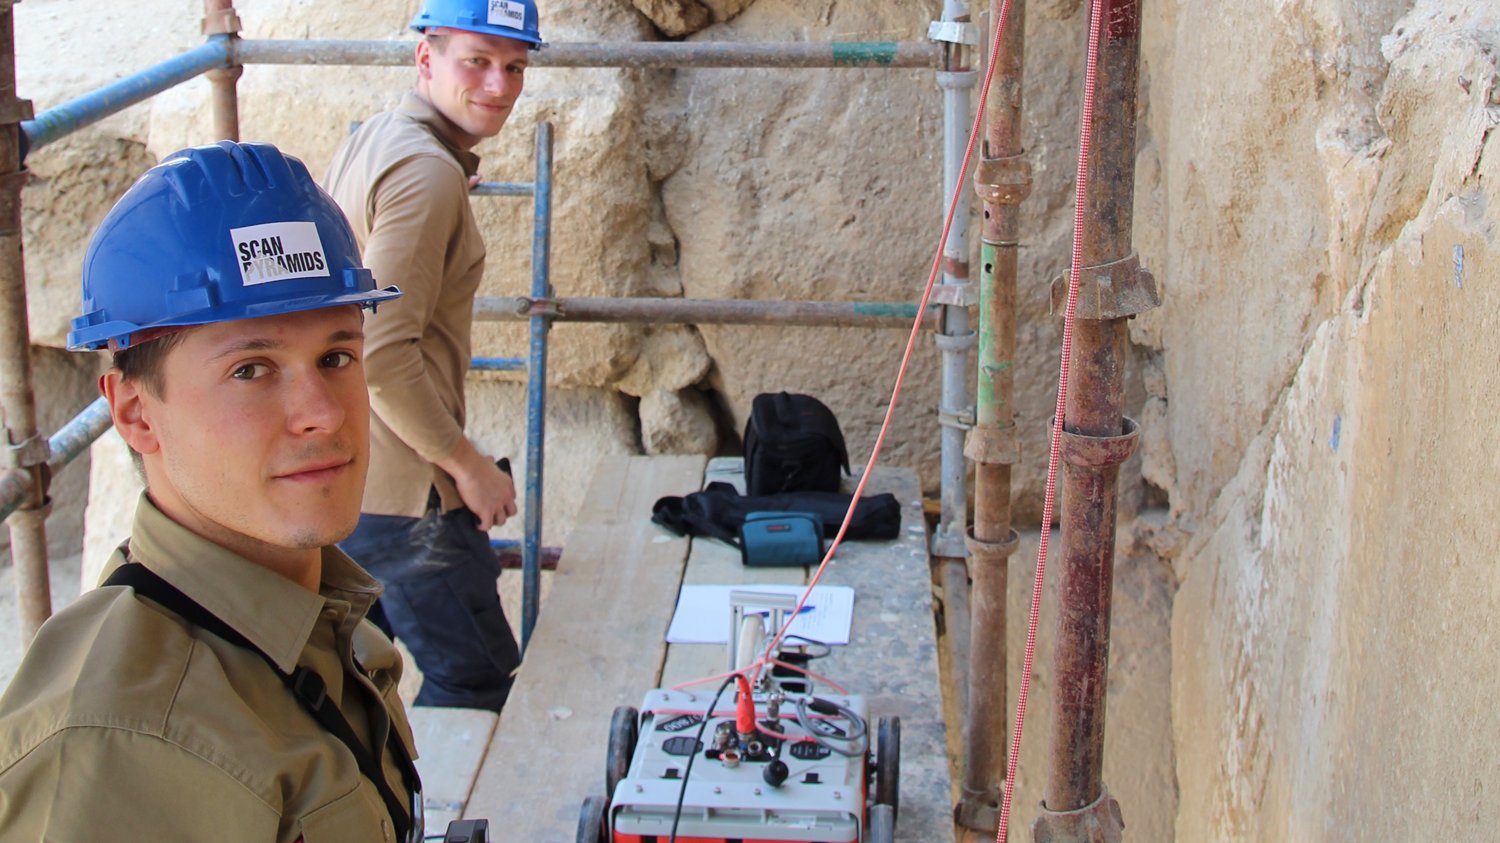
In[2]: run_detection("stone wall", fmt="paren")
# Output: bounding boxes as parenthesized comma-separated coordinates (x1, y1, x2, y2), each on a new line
(14, 0, 1500, 840)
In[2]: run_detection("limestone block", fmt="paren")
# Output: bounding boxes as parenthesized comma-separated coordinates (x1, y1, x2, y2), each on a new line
(640, 387, 718, 455)
(631, 0, 711, 37)
(700, 0, 757, 23)
(613, 325, 712, 397)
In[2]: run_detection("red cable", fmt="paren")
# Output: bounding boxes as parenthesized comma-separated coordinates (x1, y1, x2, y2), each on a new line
(755, 0, 1019, 683)
(995, 1, 1106, 839)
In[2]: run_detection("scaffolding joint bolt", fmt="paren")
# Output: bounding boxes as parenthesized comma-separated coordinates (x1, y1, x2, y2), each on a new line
(974, 152, 1032, 206)
(7, 434, 51, 471)
(939, 406, 976, 431)
(928, 21, 979, 46)
(0, 98, 36, 127)
(955, 786, 1002, 832)
(933, 330, 977, 352)
(1031, 787, 1125, 843)
(202, 8, 244, 36)
(930, 282, 978, 308)
(965, 423, 1020, 466)
(1050, 252, 1160, 320)
(1060, 417, 1140, 469)
(965, 527, 1020, 563)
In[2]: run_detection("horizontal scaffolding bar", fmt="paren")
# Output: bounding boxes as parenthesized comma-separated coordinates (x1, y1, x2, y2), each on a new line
(0, 397, 113, 523)
(233, 39, 942, 69)
(472, 181, 533, 197)
(20, 40, 232, 158)
(491, 539, 561, 571)
(474, 296, 940, 329)
(471, 356, 528, 371)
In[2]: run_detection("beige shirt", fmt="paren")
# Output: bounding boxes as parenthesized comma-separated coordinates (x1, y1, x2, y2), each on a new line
(0, 495, 419, 843)
(324, 92, 488, 518)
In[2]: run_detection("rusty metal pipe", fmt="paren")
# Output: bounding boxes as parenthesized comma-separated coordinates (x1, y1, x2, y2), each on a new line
(956, 0, 1028, 832)
(1, 3, 52, 642)
(203, 0, 243, 142)
(473, 296, 940, 330)
(1034, 0, 1157, 836)
(233, 39, 942, 69)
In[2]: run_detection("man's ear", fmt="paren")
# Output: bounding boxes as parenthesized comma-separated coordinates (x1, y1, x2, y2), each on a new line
(101, 370, 160, 456)
(415, 39, 433, 81)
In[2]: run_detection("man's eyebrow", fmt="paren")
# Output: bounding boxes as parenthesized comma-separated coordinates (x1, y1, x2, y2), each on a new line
(207, 337, 281, 361)
(329, 329, 365, 343)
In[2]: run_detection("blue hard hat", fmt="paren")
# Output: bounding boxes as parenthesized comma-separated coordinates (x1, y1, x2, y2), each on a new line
(68, 141, 401, 352)
(409, 0, 543, 49)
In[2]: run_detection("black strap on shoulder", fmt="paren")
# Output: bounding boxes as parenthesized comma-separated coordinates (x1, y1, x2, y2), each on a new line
(103, 563, 419, 841)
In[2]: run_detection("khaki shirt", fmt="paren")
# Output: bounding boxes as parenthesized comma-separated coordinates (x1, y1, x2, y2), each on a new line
(324, 93, 487, 518)
(0, 495, 419, 842)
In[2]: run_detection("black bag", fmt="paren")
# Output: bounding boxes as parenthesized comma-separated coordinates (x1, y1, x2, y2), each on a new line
(743, 392, 850, 496)
(652, 482, 901, 547)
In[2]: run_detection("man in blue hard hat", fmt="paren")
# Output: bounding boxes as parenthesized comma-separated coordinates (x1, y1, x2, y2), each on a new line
(323, 0, 542, 714)
(0, 141, 426, 841)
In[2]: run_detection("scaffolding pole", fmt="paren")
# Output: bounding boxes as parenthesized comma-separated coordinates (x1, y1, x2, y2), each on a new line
(473, 296, 938, 329)
(1, 0, 51, 642)
(1032, 1, 1159, 838)
(234, 39, 943, 69)
(957, 0, 1030, 834)
(203, 0, 242, 142)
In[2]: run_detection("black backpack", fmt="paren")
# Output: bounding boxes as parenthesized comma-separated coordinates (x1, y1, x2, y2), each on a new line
(743, 392, 850, 496)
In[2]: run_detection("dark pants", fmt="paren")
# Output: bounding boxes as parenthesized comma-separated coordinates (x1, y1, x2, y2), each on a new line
(339, 502, 520, 713)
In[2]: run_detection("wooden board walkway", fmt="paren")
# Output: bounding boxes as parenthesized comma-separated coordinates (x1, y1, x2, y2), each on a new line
(460, 454, 951, 841)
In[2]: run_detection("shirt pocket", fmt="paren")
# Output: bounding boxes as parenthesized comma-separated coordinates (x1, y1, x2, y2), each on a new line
(298, 785, 395, 843)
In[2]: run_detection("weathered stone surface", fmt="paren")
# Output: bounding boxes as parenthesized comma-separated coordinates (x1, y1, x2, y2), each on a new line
(1166, 2, 1500, 840)
(613, 325, 712, 397)
(464, 380, 640, 547)
(640, 387, 718, 454)
(631, 0, 711, 37)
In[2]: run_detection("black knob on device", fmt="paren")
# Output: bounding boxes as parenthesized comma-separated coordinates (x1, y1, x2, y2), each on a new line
(763, 759, 790, 788)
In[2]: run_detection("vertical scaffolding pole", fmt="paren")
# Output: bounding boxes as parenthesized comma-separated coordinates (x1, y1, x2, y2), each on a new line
(1033, 1, 1158, 838)
(957, 0, 1029, 834)
(202, 0, 243, 142)
(931, 1, 978, 564)
(931, 1, 979, 783)
(519, 122, 553, 652)
(0, 0, 51, 642)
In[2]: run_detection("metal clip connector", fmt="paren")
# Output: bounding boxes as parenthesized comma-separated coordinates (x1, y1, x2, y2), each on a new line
(928, 20, 979, 46)
(202, 9, 243, 36)
(7, 434, 50, 471)
(973, 152, 1032, 206)
(1049, 252, 1161, 320)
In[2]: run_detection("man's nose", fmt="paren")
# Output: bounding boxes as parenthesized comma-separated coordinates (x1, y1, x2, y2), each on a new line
(485, 67, 517, 98)
(287, 370, 347, 434)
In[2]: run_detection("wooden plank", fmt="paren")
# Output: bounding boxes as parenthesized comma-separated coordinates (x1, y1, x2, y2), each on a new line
(409, 707, 498, 831)
(463, 454, 705, 835)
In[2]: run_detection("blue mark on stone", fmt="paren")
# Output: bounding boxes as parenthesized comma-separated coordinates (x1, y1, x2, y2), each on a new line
(1453, 244, 1464, 289)
(1329, 414, 1342, 451)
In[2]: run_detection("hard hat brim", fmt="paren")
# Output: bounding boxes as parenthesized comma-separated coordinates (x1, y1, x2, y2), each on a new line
(68, 285, 403, 352)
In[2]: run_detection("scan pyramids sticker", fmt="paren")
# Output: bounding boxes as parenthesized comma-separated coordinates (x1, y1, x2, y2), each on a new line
(492, 0, 528, 29)
(230, 222, 331, 287)
(488, 0, 526, 29)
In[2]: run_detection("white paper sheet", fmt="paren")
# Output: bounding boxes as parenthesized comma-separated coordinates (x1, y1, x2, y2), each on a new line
(666, 584, 856, 645)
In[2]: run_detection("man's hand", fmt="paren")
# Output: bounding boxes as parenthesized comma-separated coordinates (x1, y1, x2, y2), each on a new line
(437, 438, 518, 530)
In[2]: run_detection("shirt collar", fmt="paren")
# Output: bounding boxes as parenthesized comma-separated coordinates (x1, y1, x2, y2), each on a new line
(112, 493, 383, 674)
(398, 92, 482, 178)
